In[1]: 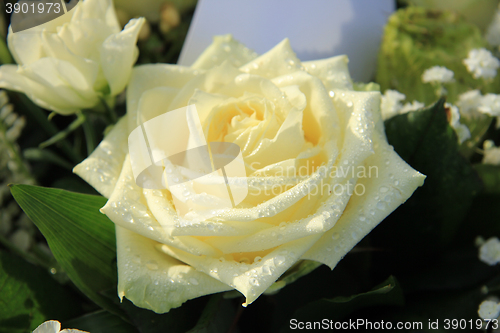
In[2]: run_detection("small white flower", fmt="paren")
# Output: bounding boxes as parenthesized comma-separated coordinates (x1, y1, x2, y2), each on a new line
(457, 90, 483, 119)
(483, 140, 500, 165)
(479, 237, 500, 266)
(478, 300, 500, 320)
(421, 66, 454, 83)
(445, 103, 471, 144)
(463, 48, 500, 80)
(400, 101, 425, 114)
(478, 93, 500, 117)
(33, 320, 87, 333)
(381, 90, 405, 120)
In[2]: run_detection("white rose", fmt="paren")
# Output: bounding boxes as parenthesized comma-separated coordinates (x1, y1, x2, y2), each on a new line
(74, 35, 425, 313)
(0, 0, 144, 115)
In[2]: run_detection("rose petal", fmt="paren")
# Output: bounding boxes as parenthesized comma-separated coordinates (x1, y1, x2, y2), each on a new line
(100, 18, 145, 96)
(159, 233, 322, 306)
(101, 156, 220, 256)
(116, 226, 231, 314)
(127, 64, 201, 131)
(191, 35, 258, 70)
(302, 123, 426, 267)
(303, 55, 354, 91)
(0, 64, 82, 115)
(240, 38, 302, 79)
(73, 116, 129, 198)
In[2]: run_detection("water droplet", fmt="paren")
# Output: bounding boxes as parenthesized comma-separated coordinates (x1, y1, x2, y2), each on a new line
(123, 212, 134, 223)
(376, 201, 386, 210)
(262, 265, 271, 275)
(50, 268, 57, 274)
(322, 211, 331, 219)
(274, 255, 286, 266)
(332, 232, 340, 240)
(369, 209, 376, 216)
(347, 101, 353, 107)
(125, 246, 131, 252)
(326, 247, 332, 251)
(329, 91, 335, 98)
(359, 214, 366, 222)
(379, 186, 389, 193)
(277, 234, 284, 241)
(250, 278, 260, 286)
(334, 246, 341, 252)
(132, 255, 141, 264)
(254, 256, 262, 263)
(394, 180, 399, 186)
(351, 231, 358, 240)
(146, 260, 159, 270)
(183, 190, 191, 197)
(190, 278, 199, 285)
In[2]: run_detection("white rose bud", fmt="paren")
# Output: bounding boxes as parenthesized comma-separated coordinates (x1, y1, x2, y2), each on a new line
(0, 0, 144, 115)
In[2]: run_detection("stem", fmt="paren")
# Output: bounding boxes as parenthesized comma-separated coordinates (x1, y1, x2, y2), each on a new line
(39, 112, 86, 149)
(16, 93, 82, 163)
(82, 112, 96, 155)
(100, 97, 117, 124)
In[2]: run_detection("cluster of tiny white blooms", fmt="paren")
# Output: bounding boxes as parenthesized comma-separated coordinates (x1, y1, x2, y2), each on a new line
(421, 66, 455, 83)
(479, 237, 500, 266)
(380, 89, 405, 120)
(486, 4, 500, 47)
(400, 101, 425, 114)
(478, 94, 500, 117)
(380, 90, 425, 120)
(483, 140, 500, 165)
(457, 90, 483, 119)
(463, 48, 500, 80)
(445, 103, 471, 144)
(478, 299, 500, 320)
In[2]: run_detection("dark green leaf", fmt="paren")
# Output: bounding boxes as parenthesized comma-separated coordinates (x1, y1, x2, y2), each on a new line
(187, 295, 236, 333)
(10, 184, 124, 318)
(64, 310, 137, 333)
(0, 250, 82, 332)
(474, 164, 500, 194)
(285, 276, 403, 332)
(120, 297, 207, 333)
(383, 99, 482, 244)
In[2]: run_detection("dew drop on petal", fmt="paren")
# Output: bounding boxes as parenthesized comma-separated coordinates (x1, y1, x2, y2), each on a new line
(146, 260, 159, 270)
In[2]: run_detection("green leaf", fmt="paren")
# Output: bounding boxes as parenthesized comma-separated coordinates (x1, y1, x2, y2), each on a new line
(384, 99, 482, 244)
(287, 276, 403, 331)
(186, 295, 236, 333)
(64, 311, 137, 333)
(0, 250, 82, 332)
(473, 164, 500, 194)
(9, 184, 124, 318)
(120, 297, 207, 333)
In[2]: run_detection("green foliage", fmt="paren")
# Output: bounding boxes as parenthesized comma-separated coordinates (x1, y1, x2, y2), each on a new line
(0, 250, 82, 332)
(376, 7, 500, 105)
(10, 184, 124, 318)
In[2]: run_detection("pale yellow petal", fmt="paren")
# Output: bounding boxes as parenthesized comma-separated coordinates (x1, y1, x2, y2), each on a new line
(191, 34, 258, 70)
(127, 64, 201, 131)
(73, 116, 129, 198)
(100, 18, 145, 96)
(116, 226, 231, 314)
(303, 55, 353, 91)
(240, 38, 302, 79)
(302, 131, 426, 267)
(159, 233, 322, 306)
(101, 155, 220, 256)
